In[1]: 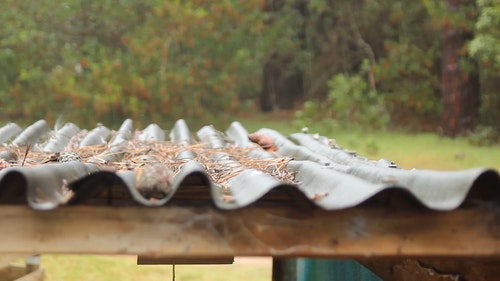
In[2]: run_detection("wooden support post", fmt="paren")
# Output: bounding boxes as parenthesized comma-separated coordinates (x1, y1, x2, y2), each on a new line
(272, 258, 296, 281)
(272, 258, 285, 281)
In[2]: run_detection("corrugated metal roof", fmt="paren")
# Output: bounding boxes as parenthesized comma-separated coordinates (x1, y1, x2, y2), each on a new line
(0, 119, 499, 211)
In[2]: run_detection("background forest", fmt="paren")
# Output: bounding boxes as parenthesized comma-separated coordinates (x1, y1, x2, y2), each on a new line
(0, 0, 498, 140)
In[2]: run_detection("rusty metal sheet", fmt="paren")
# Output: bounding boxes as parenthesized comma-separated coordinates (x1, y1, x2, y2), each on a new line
(79, 124, 111, 146)
(0, 162, 100, 210)
(42, 122, 80, 152)
(0, 123, 22, 144)
(0, 119, 497, 211)
(11, 120, 50, 146)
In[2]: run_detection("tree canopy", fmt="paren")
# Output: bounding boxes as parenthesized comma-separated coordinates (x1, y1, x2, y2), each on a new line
(0, 0, 498, 135)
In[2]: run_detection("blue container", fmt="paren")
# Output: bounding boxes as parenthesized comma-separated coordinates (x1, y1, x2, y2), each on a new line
(297, 259, 382, 281)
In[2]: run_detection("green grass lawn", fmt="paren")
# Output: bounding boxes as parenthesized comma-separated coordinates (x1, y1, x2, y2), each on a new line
(30, 113, 500, 280)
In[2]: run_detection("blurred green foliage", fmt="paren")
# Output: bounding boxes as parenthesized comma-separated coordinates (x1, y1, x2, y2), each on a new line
(296, 0, 499, 134)
(295, 68, 389, 131)
(0, 0, 498, 134)
(0, 0, 268, 128)
(470, 0, 500, 67)
(470, 0, 500, 132)
(295, 0, 444, 131)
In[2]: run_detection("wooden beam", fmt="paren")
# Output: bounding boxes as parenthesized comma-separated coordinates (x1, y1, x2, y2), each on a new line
(0, 264, 44, 281)
(0, 255, 25, 268)
(358, 258, 500, 281)
(137, 256, 234, 265)
(15, 268, 44, 281)
(0, 205, 499, 257)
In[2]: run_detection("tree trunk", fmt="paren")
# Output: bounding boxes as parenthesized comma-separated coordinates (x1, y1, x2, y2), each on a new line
(441, 0, 480, 136)
(260, 0, 305, 112)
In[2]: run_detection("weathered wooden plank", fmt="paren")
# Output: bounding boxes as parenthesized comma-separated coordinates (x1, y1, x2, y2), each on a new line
(15, 268, 44, 281)
(0, 205, 498, 257)
(358, 258, 500, 281)
(137, 256, 234, 265)
(0, 265, 44, 281)
(0, 255, 24, 269)
(0, 264, 26, 281)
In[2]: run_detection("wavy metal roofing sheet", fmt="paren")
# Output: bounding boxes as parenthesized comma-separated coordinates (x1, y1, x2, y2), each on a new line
(0, 119, 498, 211)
